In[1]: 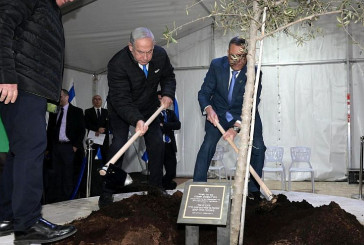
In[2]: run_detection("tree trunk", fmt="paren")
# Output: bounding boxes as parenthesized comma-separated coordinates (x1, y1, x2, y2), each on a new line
(229, 1, 261, 244)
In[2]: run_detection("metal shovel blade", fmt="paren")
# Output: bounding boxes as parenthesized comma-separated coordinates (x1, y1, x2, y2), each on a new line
(103, 164, 128, 189)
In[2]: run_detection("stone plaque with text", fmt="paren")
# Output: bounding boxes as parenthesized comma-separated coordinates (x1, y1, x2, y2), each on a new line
(177, 181, 230, 225)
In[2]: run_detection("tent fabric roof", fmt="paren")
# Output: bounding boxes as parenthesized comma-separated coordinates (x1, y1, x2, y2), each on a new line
(62, 0, 214, 74)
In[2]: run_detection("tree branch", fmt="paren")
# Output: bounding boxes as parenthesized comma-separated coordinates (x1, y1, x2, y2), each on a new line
(258, 10, 342, 40)
(263, 0, 287, 7)
(164, 12, 256, 42)
(342, 25, 364, 50)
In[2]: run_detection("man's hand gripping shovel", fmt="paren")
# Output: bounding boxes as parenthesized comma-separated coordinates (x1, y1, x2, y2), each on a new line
(98, 106, 166, 189)
(216, 121, 278, 203)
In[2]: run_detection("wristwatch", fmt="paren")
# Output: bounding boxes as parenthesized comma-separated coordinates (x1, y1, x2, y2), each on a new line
(232, 126, 240, 133)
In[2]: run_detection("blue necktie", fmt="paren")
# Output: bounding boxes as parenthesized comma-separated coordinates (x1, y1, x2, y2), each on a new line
(226, 70, 238, 122)
(162, 110, 171, 143)
(143, 65, 148, 78)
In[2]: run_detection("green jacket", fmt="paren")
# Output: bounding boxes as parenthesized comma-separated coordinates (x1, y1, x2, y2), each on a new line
(0, 117, 9, 152)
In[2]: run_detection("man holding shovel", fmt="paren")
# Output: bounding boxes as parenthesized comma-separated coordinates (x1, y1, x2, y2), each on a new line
(193, 36, 266, 202)
(99, 27, 176, 208)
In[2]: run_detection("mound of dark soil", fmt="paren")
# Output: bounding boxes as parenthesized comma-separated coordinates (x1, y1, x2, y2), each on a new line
(54, 190, 364, 245)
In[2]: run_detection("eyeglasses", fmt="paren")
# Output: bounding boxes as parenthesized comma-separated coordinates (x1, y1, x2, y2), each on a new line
(229, 54, 247, 60)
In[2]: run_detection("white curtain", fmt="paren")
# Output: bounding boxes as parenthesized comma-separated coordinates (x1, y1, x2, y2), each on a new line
(63, 15, 364, 181)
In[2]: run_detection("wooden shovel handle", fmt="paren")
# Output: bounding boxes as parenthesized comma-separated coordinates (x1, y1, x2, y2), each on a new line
(216, 122, 274, 198)
(99, 106, 165, 175)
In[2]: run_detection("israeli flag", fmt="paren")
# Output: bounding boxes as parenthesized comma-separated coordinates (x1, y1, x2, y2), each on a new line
(173, 95, 180, 162)
(68, 83, 77, 106)
(95, 147, 102, 160)
(173, 96, 179, 119)
(141, 151, 148, 163)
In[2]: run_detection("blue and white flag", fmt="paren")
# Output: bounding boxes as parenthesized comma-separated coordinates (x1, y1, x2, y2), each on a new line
(141, 151, 148, 163)
(95, 147, 102, 160)
(173, 95, 180, 162)
(68, 82, 77, 106)
(173, 96, 179, 119)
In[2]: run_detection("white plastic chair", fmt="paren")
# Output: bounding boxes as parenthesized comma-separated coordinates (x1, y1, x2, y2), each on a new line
(262, 146, 286, 190)
(228, 166, 236, 183)
(208, 145, 228, 181)
(288, 146, 315, 193)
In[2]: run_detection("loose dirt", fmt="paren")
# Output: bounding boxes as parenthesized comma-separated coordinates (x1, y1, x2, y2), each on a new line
(55, 174, 364, 245)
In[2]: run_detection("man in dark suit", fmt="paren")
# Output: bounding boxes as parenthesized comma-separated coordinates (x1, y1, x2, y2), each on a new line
(157, 91, 181, 190)
(99, 27, 176, 208)
(193, 37, 266, 201)
(84, 95, 109, 165)
(46, 89, 85, 203)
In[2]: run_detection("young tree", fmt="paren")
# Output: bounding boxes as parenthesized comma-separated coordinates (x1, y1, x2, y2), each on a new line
(164, 0, 364, 244)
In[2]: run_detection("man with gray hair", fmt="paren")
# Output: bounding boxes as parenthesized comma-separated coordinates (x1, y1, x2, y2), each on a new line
(99, 27, 176, 208)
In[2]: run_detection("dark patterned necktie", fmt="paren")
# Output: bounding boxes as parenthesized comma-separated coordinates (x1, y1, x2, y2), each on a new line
(56, 107, 64, 139)
(97, 108, 101, 119)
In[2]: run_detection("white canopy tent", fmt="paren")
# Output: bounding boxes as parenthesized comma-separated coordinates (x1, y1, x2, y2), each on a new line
(60, 0, 364, 181)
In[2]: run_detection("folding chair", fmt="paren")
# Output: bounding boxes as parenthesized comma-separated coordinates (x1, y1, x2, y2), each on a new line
(208, 145, 228, 181)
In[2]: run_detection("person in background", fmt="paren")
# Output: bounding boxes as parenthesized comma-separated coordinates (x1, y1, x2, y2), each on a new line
(46, 89, 85, 203)
(157, 91, 181, 190)
(193, 36, 266, 202)
(100, 27, 176, 208)
(0, 0, 77, 244)
(84, 95, 109, 165)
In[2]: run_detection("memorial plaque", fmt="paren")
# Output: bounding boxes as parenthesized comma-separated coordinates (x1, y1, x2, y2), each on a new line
(177, 181, 231, 225)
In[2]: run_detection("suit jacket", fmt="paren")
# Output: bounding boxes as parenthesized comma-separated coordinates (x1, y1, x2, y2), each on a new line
(84, 107, 109, 146)
(107, 45, 176, 126)
(47, 103, 86, 150)
(198, 56, 263, 137)
(159, 109, 181, 152)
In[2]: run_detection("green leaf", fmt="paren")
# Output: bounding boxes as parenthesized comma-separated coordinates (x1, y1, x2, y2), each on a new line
(171, 37, 178, 43)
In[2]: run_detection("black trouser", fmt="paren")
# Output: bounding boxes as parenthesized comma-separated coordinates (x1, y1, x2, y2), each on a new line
(46, 142, 75, 203)
(106, 107, 165, 192)
(0, 153, 6, 180)
(0, 91, 46, 231)
(162, 143, 177, 186)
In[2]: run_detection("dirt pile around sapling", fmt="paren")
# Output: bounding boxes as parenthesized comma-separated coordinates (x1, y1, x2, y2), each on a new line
(54, 192, 364, 245)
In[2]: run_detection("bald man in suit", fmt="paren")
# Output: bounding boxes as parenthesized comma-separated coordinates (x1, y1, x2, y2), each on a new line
(84, 95, 109, 165)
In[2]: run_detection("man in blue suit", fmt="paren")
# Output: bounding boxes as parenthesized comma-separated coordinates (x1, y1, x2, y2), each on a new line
(193, 36, 266, 201)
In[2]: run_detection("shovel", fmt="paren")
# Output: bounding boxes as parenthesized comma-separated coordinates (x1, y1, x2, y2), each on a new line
(99, 106, 165, 188)
(215, 122, 277, 203)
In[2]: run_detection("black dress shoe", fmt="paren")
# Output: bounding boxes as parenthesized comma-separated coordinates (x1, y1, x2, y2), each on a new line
(14, 218, 76, 245)
(248, 191, 263, 203)
(0, 220, 13, 236)
(163, 180, 177, 190)
(98, 192, 114, 209)
(147, 186, 169, 197)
